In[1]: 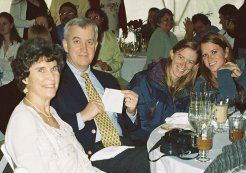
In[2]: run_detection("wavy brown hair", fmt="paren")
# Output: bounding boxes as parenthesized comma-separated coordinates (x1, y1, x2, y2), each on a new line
(200, 32, 235, 89)
(200, 32, 244, 96)
(163, 39, 200, 98)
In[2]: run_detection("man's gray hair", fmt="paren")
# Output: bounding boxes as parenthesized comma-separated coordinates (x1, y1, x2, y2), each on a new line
(64, 17, 98, 41)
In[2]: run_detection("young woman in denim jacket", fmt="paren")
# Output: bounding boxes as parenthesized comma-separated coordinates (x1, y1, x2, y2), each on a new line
(128, 39, 200, 143)
(194, 32, 246, 99)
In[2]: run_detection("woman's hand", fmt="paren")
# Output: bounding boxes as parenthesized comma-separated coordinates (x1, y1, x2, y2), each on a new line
(220, 62, 242, 77)
(121, 90, 139, 115)
(94, 60, 112, 71)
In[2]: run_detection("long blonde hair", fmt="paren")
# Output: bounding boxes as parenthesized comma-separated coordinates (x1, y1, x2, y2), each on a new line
(164, 39, 200, 98)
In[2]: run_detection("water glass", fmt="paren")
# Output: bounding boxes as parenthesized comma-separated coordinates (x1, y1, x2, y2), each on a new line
(229, 116, 245, 142)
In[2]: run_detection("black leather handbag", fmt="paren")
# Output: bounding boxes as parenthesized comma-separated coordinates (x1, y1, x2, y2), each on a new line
(148, 128, 198, 162)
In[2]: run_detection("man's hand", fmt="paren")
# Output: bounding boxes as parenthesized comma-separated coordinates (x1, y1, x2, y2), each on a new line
(80, 99, 105, 121)
(121, 90, 138, 115)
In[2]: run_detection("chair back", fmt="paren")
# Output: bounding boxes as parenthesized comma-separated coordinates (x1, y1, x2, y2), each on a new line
(1, 144, 15, 170)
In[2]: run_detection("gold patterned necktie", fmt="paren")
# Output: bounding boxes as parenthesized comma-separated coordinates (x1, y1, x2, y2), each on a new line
(81, 73, 121, 147)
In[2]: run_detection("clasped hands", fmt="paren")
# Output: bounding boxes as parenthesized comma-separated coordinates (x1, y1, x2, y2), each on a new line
(80, 90, 138, 121)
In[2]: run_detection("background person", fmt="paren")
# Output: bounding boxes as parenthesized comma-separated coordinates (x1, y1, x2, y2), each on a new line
(89, 0, 128, 38)
(233, 0, 246, 59)
(10, 0, 50, 40)
(0, 12, 22, 86)
(183, 13, 219, 43)
(145, 8, 178, 69)
(51, 18, 150, 173)
(85, 8, 126, 88)
(128, 39, 200, 142)
(218, 4, 238, 48)
(5, 38, 104, 173)
(50, 0, 90, 25)
(141, 7, 159, 45)
(56, 2, 78, 46)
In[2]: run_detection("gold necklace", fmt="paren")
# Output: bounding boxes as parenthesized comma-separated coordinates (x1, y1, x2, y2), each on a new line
(24, 97, 53, 121)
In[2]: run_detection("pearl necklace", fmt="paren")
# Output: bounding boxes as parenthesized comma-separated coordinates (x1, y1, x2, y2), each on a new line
(24, 97, 53, 121)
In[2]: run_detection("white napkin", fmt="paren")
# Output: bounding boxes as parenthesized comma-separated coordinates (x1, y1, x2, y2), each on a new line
(102, 88, 124, 113)
(90, 146, 135, 161)
(161, 112, 191, 131)
(165, 112, 189, 124)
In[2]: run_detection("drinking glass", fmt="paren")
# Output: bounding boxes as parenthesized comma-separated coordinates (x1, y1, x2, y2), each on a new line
(189, 92, 202, 134)
(229, 116, 245, 142)
(235, 94, 246, 117)
(214, 97, 229, 132)
(189, 91, 213, 146)
(196, 125, 213, 162)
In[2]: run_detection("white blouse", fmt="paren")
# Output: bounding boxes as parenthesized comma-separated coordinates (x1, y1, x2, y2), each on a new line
(5, 101, 104, 173)
(0, 41, 20, 86)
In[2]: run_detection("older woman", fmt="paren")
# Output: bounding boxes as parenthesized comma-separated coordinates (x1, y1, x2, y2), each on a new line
(145, 8, 178, 69)
(0, 12, 22, 86)
(129, 39, 200, 142)
(5, 39, 104, 173)
(194, 32, 246, 99)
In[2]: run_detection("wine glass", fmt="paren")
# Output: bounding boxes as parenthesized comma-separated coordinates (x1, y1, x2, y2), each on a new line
(196, 125, 213, 162)
(235, 94, 246, 117)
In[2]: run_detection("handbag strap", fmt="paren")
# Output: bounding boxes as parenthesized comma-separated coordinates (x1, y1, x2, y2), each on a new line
(148, 137, 168, 162)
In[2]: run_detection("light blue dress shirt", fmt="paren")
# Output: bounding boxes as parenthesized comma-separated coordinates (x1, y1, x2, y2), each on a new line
(67, 61, 136, 142)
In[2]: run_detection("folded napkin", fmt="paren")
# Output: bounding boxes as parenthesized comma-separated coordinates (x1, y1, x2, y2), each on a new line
(90, 146, 135, 161)
(165, 112, 189, 124)
(162, 112, 191, 131)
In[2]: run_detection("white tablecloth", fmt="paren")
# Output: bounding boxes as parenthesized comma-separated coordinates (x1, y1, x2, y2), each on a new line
(147, 125, 231, 173)
(120, 56, 146, 82)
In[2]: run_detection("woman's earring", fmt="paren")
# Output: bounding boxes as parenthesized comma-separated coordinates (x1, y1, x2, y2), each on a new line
(23, 87, 28, 94)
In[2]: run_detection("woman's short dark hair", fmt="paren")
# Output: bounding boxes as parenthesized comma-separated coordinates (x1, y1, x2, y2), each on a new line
(155, 8, 173, 24)
(85, 8, 109, 31)
(11, 38, 64, 92)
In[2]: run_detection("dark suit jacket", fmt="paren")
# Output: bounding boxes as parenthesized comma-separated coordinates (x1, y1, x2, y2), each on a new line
(0, 80, 24, 134)
(51, 64, 139, 155)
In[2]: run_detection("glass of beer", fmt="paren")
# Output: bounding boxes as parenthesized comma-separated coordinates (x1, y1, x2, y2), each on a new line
(196, 125, 213, 162)
(229, 116, 245, 142)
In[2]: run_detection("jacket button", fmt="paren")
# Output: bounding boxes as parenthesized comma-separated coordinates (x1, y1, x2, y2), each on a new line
(91, 129, 96, 134)
(87, 150, 92, 155)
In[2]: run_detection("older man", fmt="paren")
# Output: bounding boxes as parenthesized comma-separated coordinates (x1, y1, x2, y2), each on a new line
(51, 18, 150, 173)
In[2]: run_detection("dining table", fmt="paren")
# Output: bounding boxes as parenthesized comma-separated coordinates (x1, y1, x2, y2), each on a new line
(147, 121, 232, 173)
(120, 55, 146, 82)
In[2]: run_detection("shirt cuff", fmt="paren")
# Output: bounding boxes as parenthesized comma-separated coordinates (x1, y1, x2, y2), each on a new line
(76, 112, 85, 130)
(126, 109, 137, 123)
